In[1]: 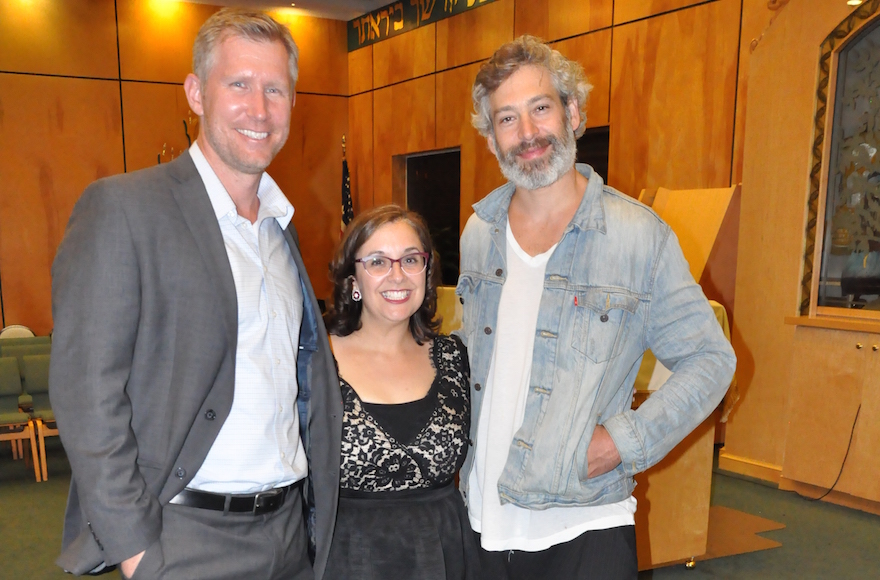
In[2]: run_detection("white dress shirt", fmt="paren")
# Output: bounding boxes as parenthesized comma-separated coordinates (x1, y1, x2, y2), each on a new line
(186, 142, 308, 493)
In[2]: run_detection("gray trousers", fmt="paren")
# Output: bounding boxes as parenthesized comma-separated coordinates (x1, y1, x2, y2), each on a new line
(126, 491, 313, 580)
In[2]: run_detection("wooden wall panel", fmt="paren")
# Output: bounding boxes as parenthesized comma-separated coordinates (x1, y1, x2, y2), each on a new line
(372, 76, 436, 206)
(551, 29, 613, 128)
(268, 94, 349, 301)
(272, 12, 348, 96)
(348, 93, 374, 212)
(614, 0, 708, 25)
(0, 0, 118, 79)
(436, 0, 515, 71)
(514, 0, 612, 41)
(121, 82, 195, 173)
(722, 0, 857, 472)
(349, 46, 373, 95)
(117, 0, 218, 84)
(608, 0, 739, 197)
(436, 63, 505, 231)
(373, 24, 436, 89)
(731, 0, 783, 185)
(0, 75, 123, 333)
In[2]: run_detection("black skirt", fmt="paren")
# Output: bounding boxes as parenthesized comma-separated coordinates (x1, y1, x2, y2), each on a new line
(324, 482, 481, 580)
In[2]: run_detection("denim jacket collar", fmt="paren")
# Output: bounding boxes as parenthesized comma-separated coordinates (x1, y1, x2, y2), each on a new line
(472, 163, 607, 235)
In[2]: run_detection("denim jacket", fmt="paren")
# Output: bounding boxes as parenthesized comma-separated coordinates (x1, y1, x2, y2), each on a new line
(455, 164, 735, 509)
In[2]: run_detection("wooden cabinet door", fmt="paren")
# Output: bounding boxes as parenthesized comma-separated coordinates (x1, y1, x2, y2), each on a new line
(781, 327, 866, 493)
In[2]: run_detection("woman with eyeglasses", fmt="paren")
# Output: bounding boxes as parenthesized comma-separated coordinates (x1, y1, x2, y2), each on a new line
(323, 205, 480, 579)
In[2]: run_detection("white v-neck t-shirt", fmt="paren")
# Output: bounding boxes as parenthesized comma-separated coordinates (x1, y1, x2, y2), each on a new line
(467, 223, 636, 552)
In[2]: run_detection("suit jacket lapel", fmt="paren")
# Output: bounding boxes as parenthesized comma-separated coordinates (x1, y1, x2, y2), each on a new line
(166, 152, 238, 349)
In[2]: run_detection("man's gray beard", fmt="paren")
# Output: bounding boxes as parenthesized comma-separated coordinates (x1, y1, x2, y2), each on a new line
(495, 125, 577, 191)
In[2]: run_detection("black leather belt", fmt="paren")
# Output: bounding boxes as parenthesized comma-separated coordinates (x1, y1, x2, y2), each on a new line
(168, 480, 302, 515)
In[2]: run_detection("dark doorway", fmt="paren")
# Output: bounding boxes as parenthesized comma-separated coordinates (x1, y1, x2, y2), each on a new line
(576, 126, 610, 183)
(406, 149, 461, 286)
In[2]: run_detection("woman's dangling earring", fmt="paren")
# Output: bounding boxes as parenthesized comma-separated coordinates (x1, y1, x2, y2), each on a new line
(352, 287, 362, 302)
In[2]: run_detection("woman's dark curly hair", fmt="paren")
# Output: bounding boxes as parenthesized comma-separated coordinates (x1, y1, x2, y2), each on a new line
(324, 205, 440, 344)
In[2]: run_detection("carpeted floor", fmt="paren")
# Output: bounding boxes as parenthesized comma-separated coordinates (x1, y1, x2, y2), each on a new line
(2, 441, 879, 579)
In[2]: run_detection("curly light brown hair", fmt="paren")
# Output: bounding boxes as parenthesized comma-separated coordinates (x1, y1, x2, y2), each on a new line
(472, 35, 592, 139)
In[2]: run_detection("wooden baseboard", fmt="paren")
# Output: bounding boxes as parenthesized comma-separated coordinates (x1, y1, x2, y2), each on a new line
(778, 477, 880, 517)
(717, 449, 782, 484)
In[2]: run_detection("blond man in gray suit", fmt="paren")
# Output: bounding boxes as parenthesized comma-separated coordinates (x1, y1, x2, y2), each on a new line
(50, 9, 340, 579)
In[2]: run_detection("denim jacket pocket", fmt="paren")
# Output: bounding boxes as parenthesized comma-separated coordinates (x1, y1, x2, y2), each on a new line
(571, 289, 639, 363)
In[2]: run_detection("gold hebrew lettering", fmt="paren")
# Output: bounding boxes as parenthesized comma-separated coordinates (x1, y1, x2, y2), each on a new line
(353, 19, 365, 44)
(369, 13, 381, 38)
(410, 0, 437, 23)
(378, 9, 390, 35)
(392, 2, 404, 30)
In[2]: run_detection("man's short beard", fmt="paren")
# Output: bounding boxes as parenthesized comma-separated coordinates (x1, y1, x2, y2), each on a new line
(494, 122, 577, 191)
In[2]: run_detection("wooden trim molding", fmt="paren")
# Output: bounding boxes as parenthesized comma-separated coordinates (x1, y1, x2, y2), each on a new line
(799, 0, 880, 316)
(784, 314, 880, 334)
(778, 477, 880, 517)
(717, 448, 782, 484)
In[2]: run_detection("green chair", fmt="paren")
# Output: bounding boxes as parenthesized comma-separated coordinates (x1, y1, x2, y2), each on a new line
(0, 343, 51, 411)
(0, 336, 51, 347)
(0, 357, 41, 482)
(21, 354, 55, 481)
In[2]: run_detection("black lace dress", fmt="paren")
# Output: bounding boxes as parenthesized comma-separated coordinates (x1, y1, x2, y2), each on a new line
(325, 335, 480, 580)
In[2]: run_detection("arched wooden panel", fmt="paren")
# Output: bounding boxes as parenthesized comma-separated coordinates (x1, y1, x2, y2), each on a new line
(551, 29, 613, 128)
(121, 82, 196, 173)
(0, 74, 123, 334)
(0, 0, 117, 79)
(722, 0, 857, 474)
(731, 0, 786, 185)
(436, 0, 514, 71)
(614, 0, 708, 25)
(372, 76, 437, 206)
(514, 0, 612, 42)
(373, 24, 436, 89)
(435, 63, 505, 231)
(117, 0, 218, 84)
(608, 0, 739, 197)
(269, 93, 349, 302)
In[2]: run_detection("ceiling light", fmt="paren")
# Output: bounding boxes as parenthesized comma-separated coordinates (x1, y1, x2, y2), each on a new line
(848, 0, 864, 6)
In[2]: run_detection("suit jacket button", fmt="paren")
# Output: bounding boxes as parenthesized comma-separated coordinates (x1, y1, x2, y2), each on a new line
(600, 314, 609, 322)
(204, 409, 216, 420)
(495, 268, 503, 276)
(474, 383, 482, 391)
(484, 327, 492, 335)
(176, 467, 186, 478)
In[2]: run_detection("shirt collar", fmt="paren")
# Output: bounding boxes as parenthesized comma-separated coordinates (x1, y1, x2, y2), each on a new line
(472, 163, 606, 234)
(189, 141, 295, 229)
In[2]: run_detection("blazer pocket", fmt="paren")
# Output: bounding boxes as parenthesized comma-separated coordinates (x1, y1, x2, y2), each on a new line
(571, 289, 638, 363)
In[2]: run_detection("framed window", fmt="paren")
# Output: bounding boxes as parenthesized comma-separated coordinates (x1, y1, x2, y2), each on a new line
(802, 4, 880, 318)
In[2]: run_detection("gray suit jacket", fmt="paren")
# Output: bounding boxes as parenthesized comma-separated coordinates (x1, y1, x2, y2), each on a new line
(49, 152, 341, 577)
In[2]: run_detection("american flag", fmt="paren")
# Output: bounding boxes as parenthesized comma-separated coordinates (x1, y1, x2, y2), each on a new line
(341, 158, 353, 236)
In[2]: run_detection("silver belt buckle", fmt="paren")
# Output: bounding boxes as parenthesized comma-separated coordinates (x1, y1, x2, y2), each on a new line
(253, 487, 284, 515)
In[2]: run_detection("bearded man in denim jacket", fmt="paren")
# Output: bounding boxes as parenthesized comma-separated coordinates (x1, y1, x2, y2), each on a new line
(455, 35, 736, 579)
